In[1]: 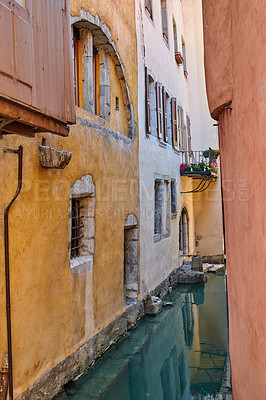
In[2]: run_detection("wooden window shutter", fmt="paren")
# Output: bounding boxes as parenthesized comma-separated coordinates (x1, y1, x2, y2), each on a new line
(178, 105, 184, 149)
(187, 115, 192, 151)
(156, 82, 163, 139)
(162, 86, 168, 142)
(171, 97, 177, 146)
(145, 67, 151, 134)
(73, 27, 83, 108)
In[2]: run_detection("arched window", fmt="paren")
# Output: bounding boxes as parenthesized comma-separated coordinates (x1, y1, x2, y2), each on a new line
(72, 23, 110, 118)
(71, 12, 136, 139)
(179, 207, 189, 255)
(161, 0, 169, 44)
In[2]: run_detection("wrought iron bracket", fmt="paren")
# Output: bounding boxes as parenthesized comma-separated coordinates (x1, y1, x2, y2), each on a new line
(0, 117, 19, 139)
(181, 176, 216, 194)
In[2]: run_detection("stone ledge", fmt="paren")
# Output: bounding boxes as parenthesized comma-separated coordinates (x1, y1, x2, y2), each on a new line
(39, 145, 72, 169)
(150, 264, 207, 300)
(70, 256, 93, 275)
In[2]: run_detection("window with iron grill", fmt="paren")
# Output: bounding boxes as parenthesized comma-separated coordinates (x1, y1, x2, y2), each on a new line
(71, 198, 84, 258)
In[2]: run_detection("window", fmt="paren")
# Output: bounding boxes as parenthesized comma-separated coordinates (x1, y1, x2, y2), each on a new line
(161, 0, 169, 44)
(179, 207, 189, 255)
(182, 36, 188, 77)
(162, 87, 169, 143)
(171, 180, 177, 215)
(72, 24, 110, 119)
(187, 115, 192, 152)
(73, 27, 83, 108)
(173, 18, 178, 54)
(178, 105, 187, 150)
(145, 67, 150, 134)
(171, 97, 178, 147)
(163, 179, 171, 234)
(69, 175, 95, 274)
(154, 176, 171, 240)
(93, 48, 100, 115)
(71, 198, 84, 258)
(145, 0, 153, 20)
(155, 179, 163, 235)
(156, 82, 163, 140)
(166, 91, 172, 143)
(145, 69, 157, 137)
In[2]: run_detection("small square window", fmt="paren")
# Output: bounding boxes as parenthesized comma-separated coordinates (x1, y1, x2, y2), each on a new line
(171, 180, 177, 214)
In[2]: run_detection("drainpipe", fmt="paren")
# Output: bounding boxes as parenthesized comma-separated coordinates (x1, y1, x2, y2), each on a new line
(3, 146, 23, 400)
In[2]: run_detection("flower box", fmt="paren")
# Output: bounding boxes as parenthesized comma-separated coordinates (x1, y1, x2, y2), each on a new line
(184, 70, 188, 79)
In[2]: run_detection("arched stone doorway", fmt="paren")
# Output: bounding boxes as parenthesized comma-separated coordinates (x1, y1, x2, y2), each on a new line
(124, 214, 138, 304)
(179, 207, 189, 255)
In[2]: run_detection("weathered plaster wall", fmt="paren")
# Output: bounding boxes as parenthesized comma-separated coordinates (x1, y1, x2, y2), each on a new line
(136, 0, 191, 297)
(202, 0, 266, 398)
(0, 0, 139, 397)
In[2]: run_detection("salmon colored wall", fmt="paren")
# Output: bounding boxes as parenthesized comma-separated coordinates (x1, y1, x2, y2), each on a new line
(0, 0, 138, 397)
(203, 0, 266, 398)
(202, 0, 233, 120)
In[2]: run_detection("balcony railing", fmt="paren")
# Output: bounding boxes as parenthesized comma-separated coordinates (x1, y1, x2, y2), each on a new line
(180, 149, 219, 178)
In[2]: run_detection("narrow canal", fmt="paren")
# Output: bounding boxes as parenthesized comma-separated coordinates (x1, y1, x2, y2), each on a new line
(59, 269, 230, 400)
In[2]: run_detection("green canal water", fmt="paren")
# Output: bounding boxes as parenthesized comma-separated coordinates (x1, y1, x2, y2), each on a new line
(59, 269, 230, 400)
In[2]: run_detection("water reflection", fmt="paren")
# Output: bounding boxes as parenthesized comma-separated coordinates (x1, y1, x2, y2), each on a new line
(60, 270, 228, 400)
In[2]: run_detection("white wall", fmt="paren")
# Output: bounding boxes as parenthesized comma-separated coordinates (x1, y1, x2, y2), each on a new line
(136, 0, 224, 298)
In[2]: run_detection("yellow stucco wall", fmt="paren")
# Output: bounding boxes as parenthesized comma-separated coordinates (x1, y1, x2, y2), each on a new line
(180, 175, 223, 260)
(193, 177, 224, 258)
(0, 0, 138, 396)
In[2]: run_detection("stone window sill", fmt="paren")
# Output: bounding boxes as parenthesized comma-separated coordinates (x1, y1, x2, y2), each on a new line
(159, 140, 167, 148)
(154, 231, 170, 242)
(70, 255, 93, 275)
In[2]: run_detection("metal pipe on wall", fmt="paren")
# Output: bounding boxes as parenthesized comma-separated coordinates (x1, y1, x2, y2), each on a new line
(3, 146, 23, 400)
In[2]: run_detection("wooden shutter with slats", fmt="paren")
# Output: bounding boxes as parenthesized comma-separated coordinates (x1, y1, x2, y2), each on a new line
(145, 67, 151, 134)
(178, 105, 184, 149)
(187, 115, 191, 151)
(171, 97, 178, 147)
(162, 86, 168, 142)
(156, 82, 163, 139)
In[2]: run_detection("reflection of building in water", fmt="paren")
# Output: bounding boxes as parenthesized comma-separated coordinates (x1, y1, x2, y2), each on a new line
(63, 296, 191, 400)
(183, 274, 228, 397)
(160, 347, 187, 400)
(182, 293, 195, 348)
